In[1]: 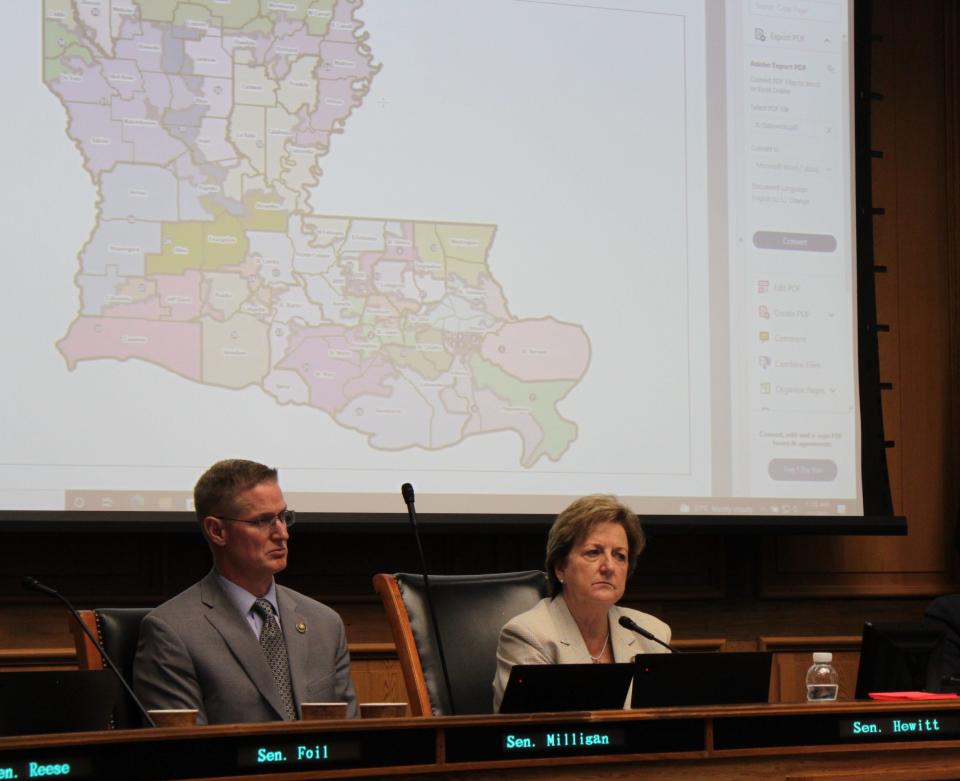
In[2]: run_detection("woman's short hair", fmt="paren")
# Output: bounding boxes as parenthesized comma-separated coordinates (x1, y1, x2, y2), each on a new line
(544, 494, 645, 596)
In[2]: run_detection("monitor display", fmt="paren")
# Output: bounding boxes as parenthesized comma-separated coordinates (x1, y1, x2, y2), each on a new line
(631, 651, 772, 708)
(854, 622, 945, 699)
(1, 0, 874, 523)
(499, 663, 634, 714)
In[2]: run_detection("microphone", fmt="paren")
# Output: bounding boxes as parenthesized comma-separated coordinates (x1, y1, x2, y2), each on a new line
(399, 484, 456, 715)
(618, 615, 682, 654)
(23, 576, 157, 728)
(22, 576, 58, 598)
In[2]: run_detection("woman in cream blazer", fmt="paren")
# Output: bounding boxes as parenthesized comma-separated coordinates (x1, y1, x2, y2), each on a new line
(493, 495, 670, 712)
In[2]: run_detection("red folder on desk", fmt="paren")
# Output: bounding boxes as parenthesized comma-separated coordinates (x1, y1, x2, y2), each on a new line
(869, 691, 959, 701)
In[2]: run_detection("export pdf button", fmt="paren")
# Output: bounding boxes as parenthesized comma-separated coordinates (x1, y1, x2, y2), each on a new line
(768, 458, 838, 481)
(753, 231, 837, 252)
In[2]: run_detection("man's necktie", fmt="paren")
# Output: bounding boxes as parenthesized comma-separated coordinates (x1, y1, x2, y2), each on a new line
(252, 598, 297, 720)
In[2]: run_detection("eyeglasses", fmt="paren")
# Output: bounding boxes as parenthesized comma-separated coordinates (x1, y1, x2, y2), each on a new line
(213, 509, 296, 530)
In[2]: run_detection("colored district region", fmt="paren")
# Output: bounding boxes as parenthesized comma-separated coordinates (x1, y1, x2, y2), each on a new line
(42, 0, 591, 467)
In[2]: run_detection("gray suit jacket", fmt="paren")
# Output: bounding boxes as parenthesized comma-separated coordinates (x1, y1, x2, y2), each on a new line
(133, 571, 357, 724)
(493, 595, 672, 712)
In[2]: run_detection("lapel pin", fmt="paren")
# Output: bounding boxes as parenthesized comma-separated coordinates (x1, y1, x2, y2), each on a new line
(296, 622, 307, 634)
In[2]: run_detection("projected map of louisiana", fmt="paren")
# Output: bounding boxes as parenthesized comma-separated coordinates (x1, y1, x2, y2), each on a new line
(41, 0, 590, 468)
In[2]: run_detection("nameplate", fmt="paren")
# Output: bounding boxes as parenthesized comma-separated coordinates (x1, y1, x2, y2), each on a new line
(0, 757, 91, 779)
(0, 728, 434, 779)
(445, 718, 703, 762)
(502, 727, 626, 753)
(839, 714, 960, 740)
(237, 738, 362, 769)
(715, 708, 960, 749)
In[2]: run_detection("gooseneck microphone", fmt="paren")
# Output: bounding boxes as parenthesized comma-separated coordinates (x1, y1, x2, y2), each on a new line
(22, 576, 157, 728)
(400, 483, 456, 715)
(618, 615, 682, 654)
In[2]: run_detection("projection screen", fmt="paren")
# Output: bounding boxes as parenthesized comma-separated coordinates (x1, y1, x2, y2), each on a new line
(1, 0, 865, 519)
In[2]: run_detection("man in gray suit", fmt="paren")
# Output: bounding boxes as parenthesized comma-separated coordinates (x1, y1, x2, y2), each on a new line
(133, 459, 357, 724)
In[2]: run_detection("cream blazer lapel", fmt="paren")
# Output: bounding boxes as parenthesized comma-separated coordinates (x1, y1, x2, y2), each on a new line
(199, 572, 288, 720)
(546, 595, 589, 663)
(547, 596, 640, 663)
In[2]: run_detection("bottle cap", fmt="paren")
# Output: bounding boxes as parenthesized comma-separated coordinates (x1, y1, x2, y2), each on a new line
(813, 652, 833, 663)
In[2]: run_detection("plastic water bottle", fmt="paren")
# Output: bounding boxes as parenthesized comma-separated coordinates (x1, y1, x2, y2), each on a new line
(806, 651, 839, 702)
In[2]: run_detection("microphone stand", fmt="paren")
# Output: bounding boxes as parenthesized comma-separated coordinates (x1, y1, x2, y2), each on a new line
(23, 576, 156, 727)
(618, 615, 682, 654)
(400, 484, 456, 715)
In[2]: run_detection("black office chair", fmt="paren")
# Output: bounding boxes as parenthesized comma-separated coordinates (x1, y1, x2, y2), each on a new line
(373, 571, 549, 715)
(924, 594, 960, 688)
(70, 608, 152, 728)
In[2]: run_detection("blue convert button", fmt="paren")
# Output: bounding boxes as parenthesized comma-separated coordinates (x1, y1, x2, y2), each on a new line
(768, 458, 838, 481)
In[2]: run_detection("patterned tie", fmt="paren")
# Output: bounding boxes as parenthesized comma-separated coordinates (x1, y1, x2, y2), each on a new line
(252, 598, 297, 720)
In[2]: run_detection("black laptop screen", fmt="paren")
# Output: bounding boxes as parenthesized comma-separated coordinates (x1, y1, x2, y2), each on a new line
(499, 663, 634, 714)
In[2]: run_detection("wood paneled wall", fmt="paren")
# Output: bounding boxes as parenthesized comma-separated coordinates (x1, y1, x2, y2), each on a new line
(1, 0, 959, 689)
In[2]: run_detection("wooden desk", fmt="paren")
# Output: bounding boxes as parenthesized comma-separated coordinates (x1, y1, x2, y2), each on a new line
(3, 701, 960, 780)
